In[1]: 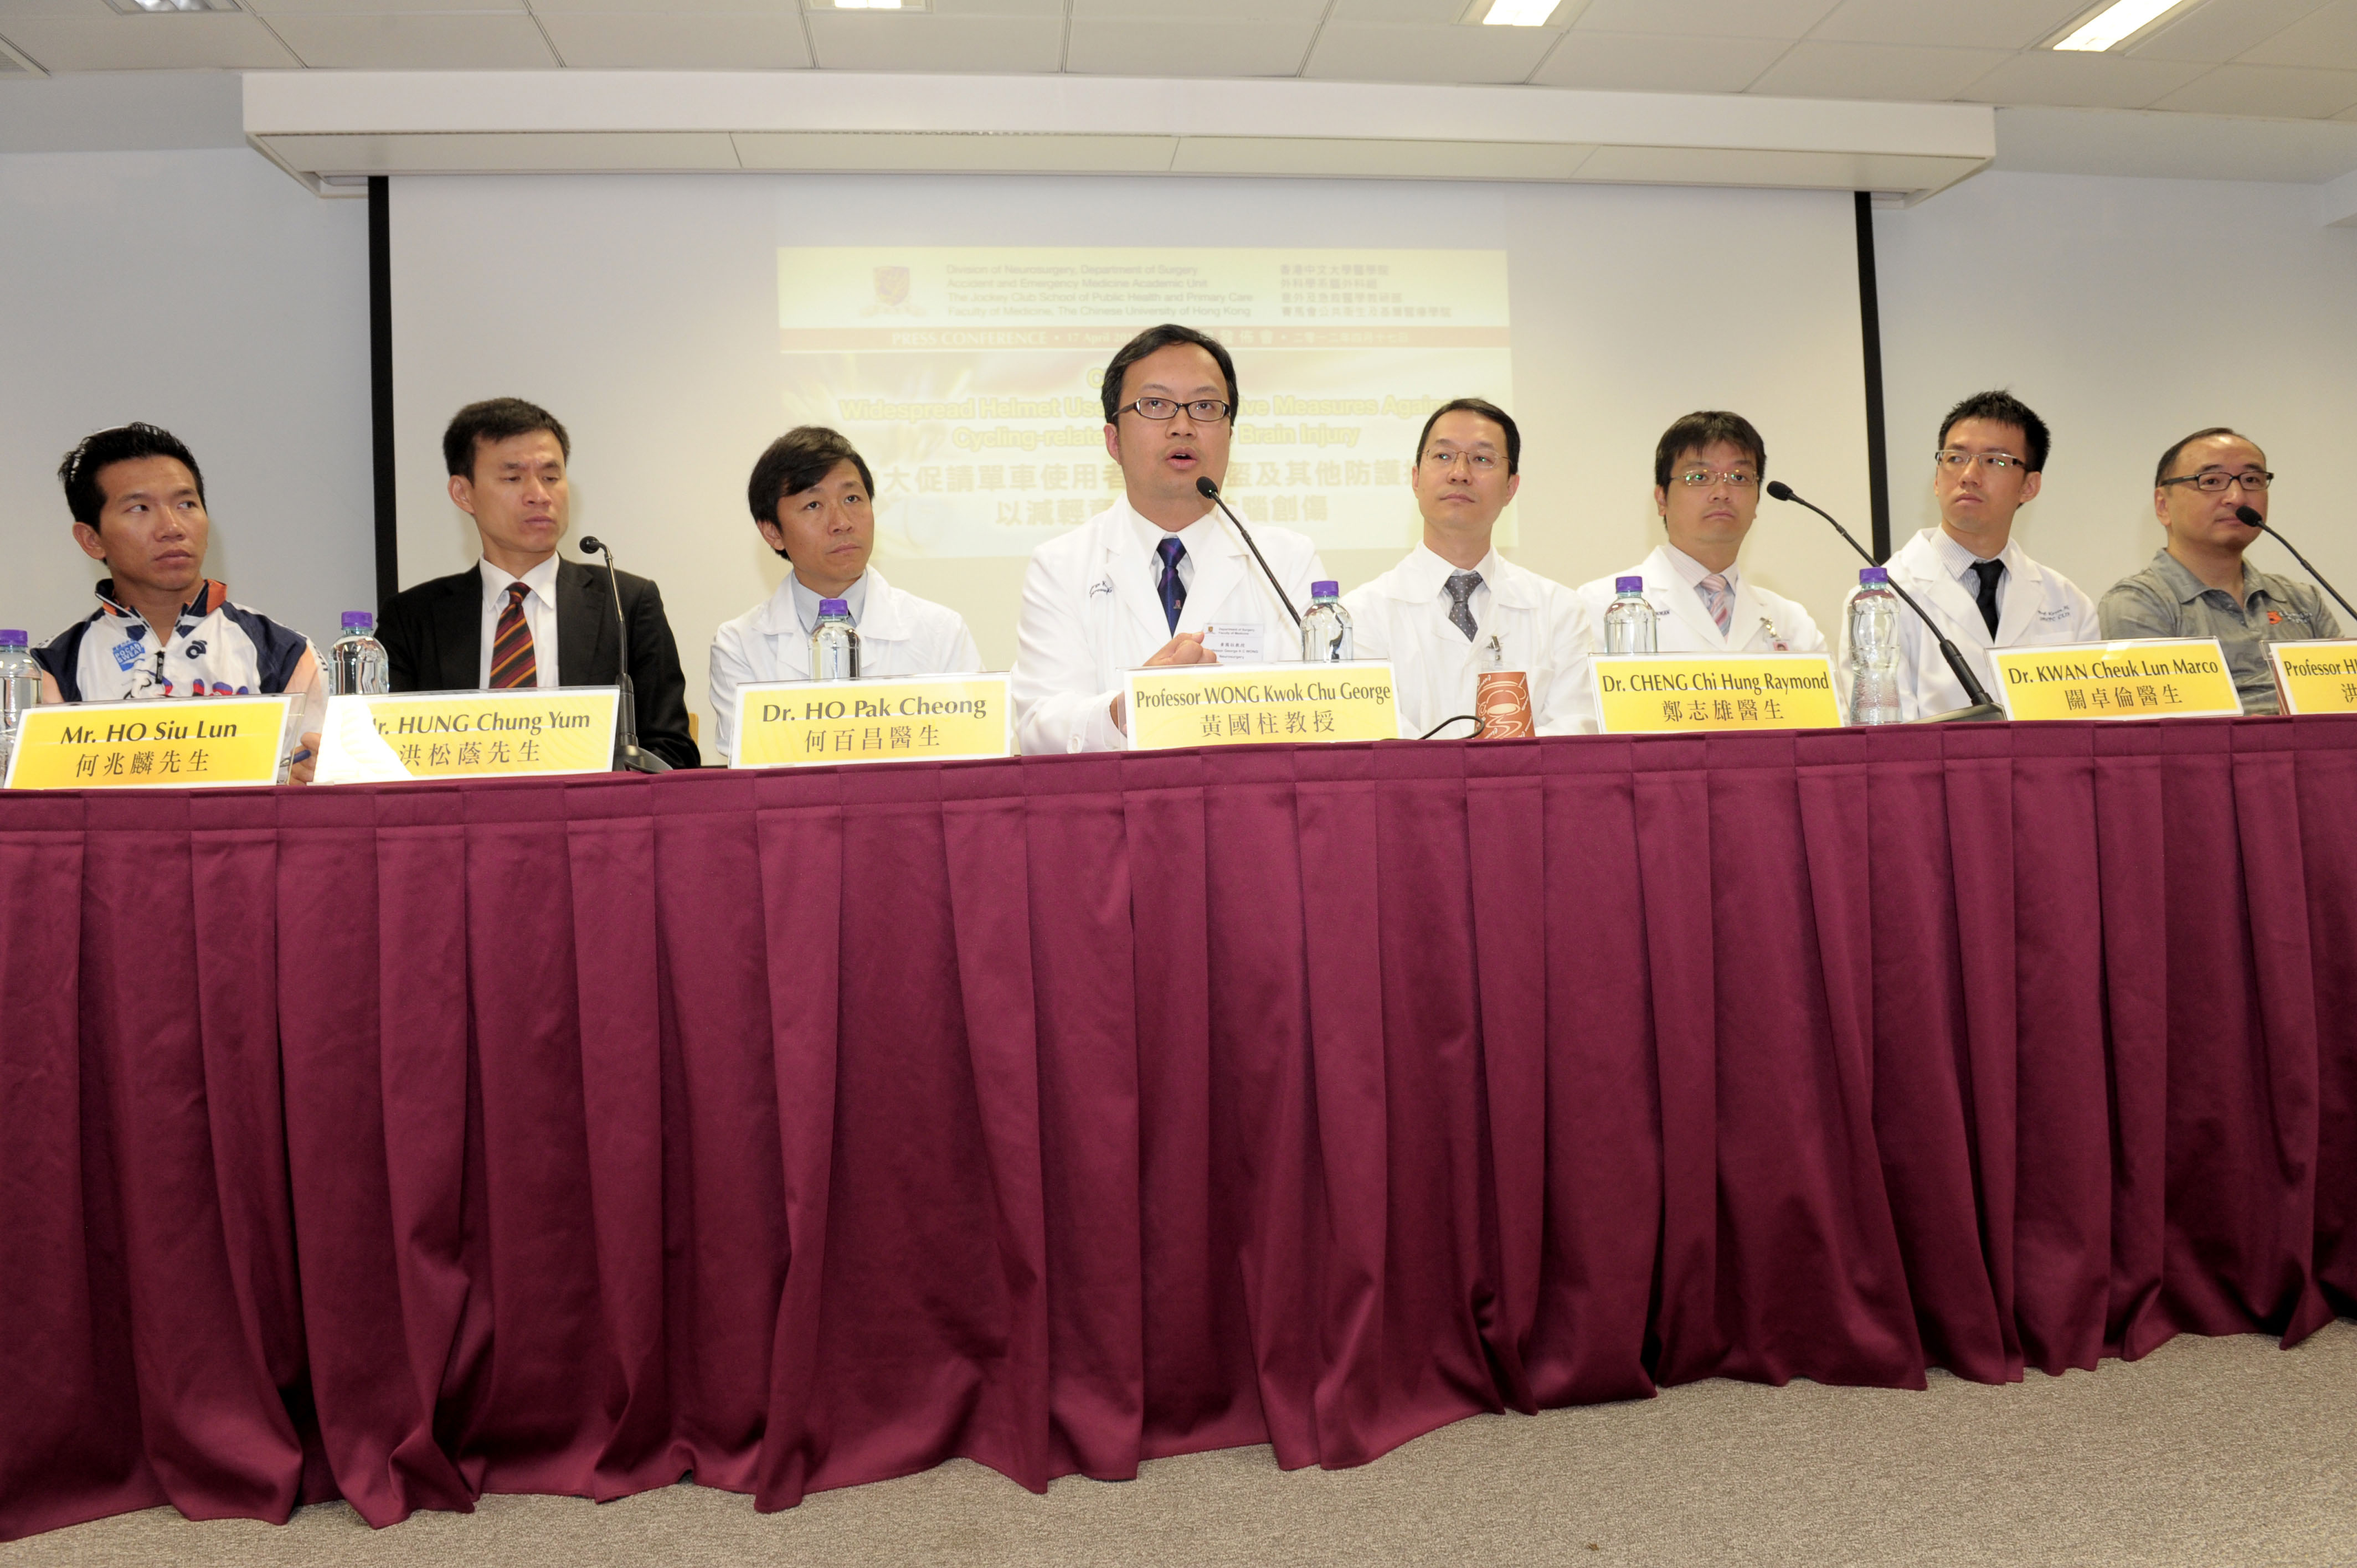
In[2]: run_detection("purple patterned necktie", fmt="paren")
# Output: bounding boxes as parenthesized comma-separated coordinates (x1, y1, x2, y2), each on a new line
(1156, 536, 1187, 633)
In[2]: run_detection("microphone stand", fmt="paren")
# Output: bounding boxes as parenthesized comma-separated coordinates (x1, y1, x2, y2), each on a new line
(2238, 506, 2357, 624)
(1195, 476, 1301, 628)
(1764, 481, 2004, 724)
(578, 535, 670, 774)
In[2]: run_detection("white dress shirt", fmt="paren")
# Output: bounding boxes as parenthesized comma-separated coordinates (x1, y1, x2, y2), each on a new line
(1573, 543, 1826, 657)
(1344, 543, 1598, 738)
(476, 555, 560, 689)
(1839, 526, 2099, 720)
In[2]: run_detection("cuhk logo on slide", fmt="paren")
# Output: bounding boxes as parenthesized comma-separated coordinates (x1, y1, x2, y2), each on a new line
(872, 265, 913, 313)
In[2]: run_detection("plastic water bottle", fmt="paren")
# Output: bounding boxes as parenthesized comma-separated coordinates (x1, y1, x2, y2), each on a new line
(323, 611, 390, 696)
(811, 598, 861, 680)
(0, 630, 39, 780)
(1847, 568, 1903, 726)
(1603, 576, 1657, 654)
(1301, 580, 1353, 662)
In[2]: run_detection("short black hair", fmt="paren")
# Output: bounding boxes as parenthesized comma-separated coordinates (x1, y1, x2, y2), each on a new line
(2155, 426, 2257, 487)
(1938, 390, 2051, 474)
(442, 397, 571, 481)
(1100, 324, 1238, 425)
(59, 423, 205, 529)
(748, 426, 876, 548)
(1653, 411, 1765, 489)
(1415, 398, 1521, 477)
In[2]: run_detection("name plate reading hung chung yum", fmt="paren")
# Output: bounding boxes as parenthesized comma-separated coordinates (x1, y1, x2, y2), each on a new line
(1124, 661, 1401, 751)
(1592, 653, 1842, 734)
(312, 688, 620, 785)
(732, 673, 1012, 767)
(3, 696, 292, 790)
(2267, 641, 2357, 715)
(1989, 639, 2240, 721)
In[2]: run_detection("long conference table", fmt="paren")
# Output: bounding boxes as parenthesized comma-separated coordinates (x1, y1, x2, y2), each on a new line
(3, 716, 2353, 1541)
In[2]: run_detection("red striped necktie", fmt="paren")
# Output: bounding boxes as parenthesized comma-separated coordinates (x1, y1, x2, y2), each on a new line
(490, 581, 538, 689)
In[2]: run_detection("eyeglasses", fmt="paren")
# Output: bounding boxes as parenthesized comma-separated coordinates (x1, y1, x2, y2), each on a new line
(1676, 468, 1758, 489)
(1119, 397, 1232, 422)
(1423, 449, 1501, 471)
(2159, 471, 2273, 493)
(1936, 450, 2026, 472)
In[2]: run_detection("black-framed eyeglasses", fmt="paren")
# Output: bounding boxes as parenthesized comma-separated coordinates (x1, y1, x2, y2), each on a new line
(1935, 450, 2026, 472)
(2159, 471, 2273, 493)
(1423, 448, 1501, 472)
(1119, 397, 1232, 422)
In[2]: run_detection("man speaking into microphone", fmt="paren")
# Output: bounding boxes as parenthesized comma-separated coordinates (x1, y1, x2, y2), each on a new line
(1011, 324, 1324, 754)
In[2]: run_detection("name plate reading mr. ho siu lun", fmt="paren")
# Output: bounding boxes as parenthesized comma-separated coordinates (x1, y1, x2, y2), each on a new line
(1989, 639, 2240, 721)
(1124, 661, 1401, 751)
(1592, 653, 1842, 734)
(732, 673, 1012, 767)
(3, 695, 292, 790)
(312, 688, 620, 785)
(2268, 641, 2357, 715)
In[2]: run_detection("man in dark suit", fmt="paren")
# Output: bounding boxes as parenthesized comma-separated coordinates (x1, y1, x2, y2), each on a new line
(378, 397, 698, 770)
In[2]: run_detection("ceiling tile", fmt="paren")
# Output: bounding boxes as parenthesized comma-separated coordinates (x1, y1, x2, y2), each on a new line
(1063, 17, 1314, 76)
(2127, 0, 2329, 63)
(2240, 0, 2357, 66)
(1745, 39, 2013, 99)
(1073, 0, 1325, 18)
(805, 12, 1061, 70)
(536, 11, 811, 66)
(929, 0, 1066, 13)
(1573, 0, 1837, 42)
(1328, 0, 1479, 20)
(1528, 29, 1785, 91)
(2150, 60, 2357, 114)
(267, 9, 553, 64)
(0, 0, 113, 21)
(254, 0, 522, 14)
(0, 12, 294, 67)
(1958, 50, 2206, 109)
(1304, 19, 1559, 82)
(1807, 0, 2087, 51)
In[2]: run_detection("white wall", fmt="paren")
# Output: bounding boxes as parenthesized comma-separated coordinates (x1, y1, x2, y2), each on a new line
(1874, 171, 2357, 607)
(0, 147, 371, 656)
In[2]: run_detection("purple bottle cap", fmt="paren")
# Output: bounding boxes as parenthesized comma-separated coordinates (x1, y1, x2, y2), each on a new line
(0, 630, 25, 646)
(818, 599, 850, 617)
(1615, 576, 1644, 593)
(1311, 580, 1339, 598)
(341, 611, 373, 630)
(1859, 566, 1889, 585)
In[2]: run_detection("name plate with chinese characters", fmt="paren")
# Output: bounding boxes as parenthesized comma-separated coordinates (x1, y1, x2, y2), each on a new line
(1124, 661, 1401, 751)
(3, 696, 292, 790)
(1592, 654, 1842, 734)
(732, 674, 1012, 767)
(1990, 640, 2239, 721)
(2268, 641, 2357, 715)
(312, 688, 620, 784)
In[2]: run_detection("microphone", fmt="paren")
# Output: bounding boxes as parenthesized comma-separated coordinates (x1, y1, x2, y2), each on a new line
(1195, 475, 1301, 629)
(2235, 505, 2357, 623)
(577, 535, 669, 774)
(1764, 480, 2004, 723)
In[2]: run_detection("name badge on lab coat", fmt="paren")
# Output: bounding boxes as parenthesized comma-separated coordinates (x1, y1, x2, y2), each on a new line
(1200, 623, 1264, 662)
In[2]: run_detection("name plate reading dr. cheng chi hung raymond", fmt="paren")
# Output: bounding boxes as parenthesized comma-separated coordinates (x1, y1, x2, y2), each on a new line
(3, 695, 292, 790)
(312, 688, 620, 785)
(1592, 653, 1842, 735)
(731, 673, 1012, 767)
(1124, 661, 1400, 751)
(1990, 639, 2239, 721)
(2268, 641, 2357, 715)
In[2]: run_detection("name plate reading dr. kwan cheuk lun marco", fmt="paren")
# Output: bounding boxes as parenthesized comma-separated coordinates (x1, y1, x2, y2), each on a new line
(1592, 653, 1842, 734)
(732, 673, 1012, 767)
(1124, 661, 1401, 751)
(1989, 639, 2239, 721)
(2268, 641, 2357, 715)
(3, 695, 293, 790)
(312, 688, 620, 785)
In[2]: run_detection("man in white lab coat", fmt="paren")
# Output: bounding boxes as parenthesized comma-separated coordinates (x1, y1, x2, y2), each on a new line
(1011, 323, 1322, 755)
(1343, 398, 1597, 737)
(709, 425, 982, 762)
(1574, 409, 1825, 657)
(1839, 390, 2097, 720)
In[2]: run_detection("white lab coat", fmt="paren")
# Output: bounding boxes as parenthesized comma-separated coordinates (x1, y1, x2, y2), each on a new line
(1573, 544, 1828, 657)
(1011, 496, 1324, 755)
(1838, 527, 2099, 720)
(1344, 544, 1598, 738)
(707, 566, 983, 761)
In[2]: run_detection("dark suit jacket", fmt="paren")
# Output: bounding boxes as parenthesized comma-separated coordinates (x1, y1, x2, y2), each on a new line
(379, 559, 700, 770)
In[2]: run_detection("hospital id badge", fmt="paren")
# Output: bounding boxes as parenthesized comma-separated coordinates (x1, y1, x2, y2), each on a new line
(1201, 623, 1264, 662)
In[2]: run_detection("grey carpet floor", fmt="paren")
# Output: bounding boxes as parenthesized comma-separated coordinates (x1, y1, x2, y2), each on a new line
(9, 1319, 2353, 1567)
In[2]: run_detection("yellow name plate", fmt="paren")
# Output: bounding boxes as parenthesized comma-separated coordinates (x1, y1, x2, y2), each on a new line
(1592, 653, 1842, 734)
(1990, 639, 2239, 721)
(1124, 661, 1401, 751)
(731, 673, 1012, 767)
(312, 688, 620, 784)
(3, 696, 292, 790)
(2268, 641, 2357, 715)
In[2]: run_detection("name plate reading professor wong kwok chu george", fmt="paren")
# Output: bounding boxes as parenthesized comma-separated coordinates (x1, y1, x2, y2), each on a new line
(3, 695, 292, 790)
(731, 673, 1012, 767)
(312, 688, 620, 784)
(1123, 661, 1401, 751)
(1592, 653, 1842, 734)
(2268, 641, 2357, 715)
(1989, 639, 2239, 721)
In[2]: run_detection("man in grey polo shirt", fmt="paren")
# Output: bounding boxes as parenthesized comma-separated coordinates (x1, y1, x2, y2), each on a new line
(2098, 426, 2340, 715)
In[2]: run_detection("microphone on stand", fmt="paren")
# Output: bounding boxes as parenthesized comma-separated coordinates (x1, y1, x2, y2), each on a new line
(2235, 504, 2357, 623)
(1195, 475, 1301, 629)
(1764, 481, 2005, 724)
(577, 535, 670, 774)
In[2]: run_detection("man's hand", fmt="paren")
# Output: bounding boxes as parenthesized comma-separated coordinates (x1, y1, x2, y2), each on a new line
(289, 731, 321, 786)
(1110, 633, 1219, 731)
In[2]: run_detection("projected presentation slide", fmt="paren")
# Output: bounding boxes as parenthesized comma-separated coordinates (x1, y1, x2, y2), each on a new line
(778, 247, 1512, 558)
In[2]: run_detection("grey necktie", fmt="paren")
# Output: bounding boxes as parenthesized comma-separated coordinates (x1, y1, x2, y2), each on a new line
(1444, 570, 1483, 641)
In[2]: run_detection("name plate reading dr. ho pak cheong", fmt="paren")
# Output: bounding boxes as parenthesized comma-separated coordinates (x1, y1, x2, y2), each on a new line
(3, 695, 292, 790)
(311, 688, 621, 785)
(732, 673, 1012, 767)
(1592, 654, 1842, 734)
(2267, 641, 2357, 715)
(1989, 639, 2239, 721)
(1124, 661, 1400, 751)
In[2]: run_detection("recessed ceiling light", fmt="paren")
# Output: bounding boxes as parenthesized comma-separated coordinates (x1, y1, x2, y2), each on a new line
(101, 0, 240, 12)
(1480, 0, 1562, 24)
(2051, 0, 2193, 52)
(831, 0, 905, 8)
